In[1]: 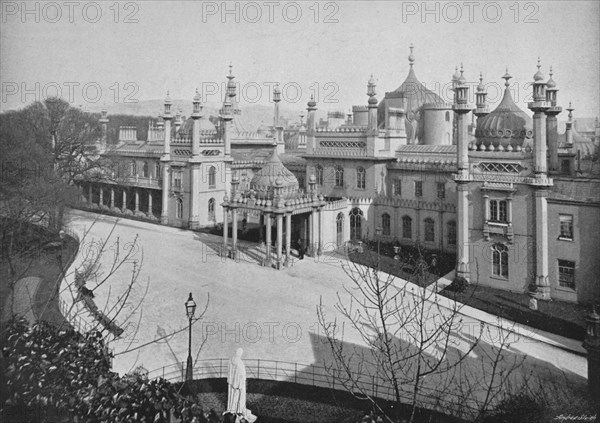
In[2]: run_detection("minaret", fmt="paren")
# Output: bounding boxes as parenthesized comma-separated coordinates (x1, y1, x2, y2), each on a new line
(452, 63, 472, 282)
(161, 91, 173, 225)
(367, 74, 377, 135)
(273, 84, 284, 154)
(221, 65, 236, 157)
(528, 58, 550, 175)
(306, 95, 317, 154)
(527, 58, 552, 301)
(474, 72, 490, 122)
(188, 89, 203, 229)
(174, 109, 182, 134)
(565, 103, 574, 146)
(99, 107, 109, 151)
(545, 67, 562, 172)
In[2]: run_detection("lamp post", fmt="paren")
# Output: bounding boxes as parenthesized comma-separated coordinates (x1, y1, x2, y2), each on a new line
(375, 226, 382, 271)
(185, 292, 196, 382)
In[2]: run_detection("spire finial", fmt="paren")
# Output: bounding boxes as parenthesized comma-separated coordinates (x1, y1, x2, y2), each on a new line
(408, 44, 415, 67)
(549, 66, 553, 78)
(567, 102, 574, 121)
(537, 56, 541, 71)
(502, 69, 512, 88)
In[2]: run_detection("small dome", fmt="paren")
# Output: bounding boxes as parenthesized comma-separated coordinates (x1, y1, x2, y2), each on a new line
(307, 95, 317, 108)
(181, 116, 216, 133)
(546, 67, 557, 89)
(250, 149, 299, 200)
(193, 89, 201, 102)
(533, 58, 545, 82)
(452, 66, 460, 82)
(476, 82, 533, 149)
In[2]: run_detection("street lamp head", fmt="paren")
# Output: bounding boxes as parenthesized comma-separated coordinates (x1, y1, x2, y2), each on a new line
(185, 292, 196, 320)
(376, 226, 382, 236)
(59, 230, 65, 240)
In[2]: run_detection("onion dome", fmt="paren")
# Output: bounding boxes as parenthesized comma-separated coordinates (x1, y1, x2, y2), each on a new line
(408, 43, 415, 67)
(181, 116, 216, 132)
(193, 88, 201, 102)
(164, 91, 172, 104)
(533, 57, 545, 81)
(546, 66, 557, 89)
(452, 66, 460, 83)
(457, 63, 466, 85)
(226, 64, 236, 93)
(475, 72, 533, 149)
(307, 94, 317, 109)
(250, 148, 299, 200)
(559, 121, 598, 158)
(477, 72, 485, 92)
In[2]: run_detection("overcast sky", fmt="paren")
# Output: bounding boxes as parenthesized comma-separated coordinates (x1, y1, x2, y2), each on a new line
(1, 0, 598, 118)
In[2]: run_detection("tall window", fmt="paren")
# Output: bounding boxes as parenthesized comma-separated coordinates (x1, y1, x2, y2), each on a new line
(491, 243, 509, 278)
(142, 161, 149, 178)
(558, 260, 575, 290)
(335, 165, 344, 188)
(382, 213, 391, 236)
(172, 170, 182, 189)
(414, 181, 423, 198)
(437, 182, 445, 200)
(402, 215, 412, 239)
(208, 166, 216, 189)
(424, 218, 435, 242)
(155, 162, 161, 179)
(490, 200, 507, 223)
(208, 198, 215, 221)
(129, 160, 137, 177)
(349, 207, 363, 240)
(447, 220, 456, 245)
(356, 167, 366, 189)
(316, 165, 324, 185)
(176, 198, 183, 219)
(559, 215, 573, 240)
(393, 179, 401, 196)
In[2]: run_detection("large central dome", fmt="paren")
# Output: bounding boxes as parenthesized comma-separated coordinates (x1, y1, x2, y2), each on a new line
(475, 77, 533, 150)
(250, 149, 299, 200)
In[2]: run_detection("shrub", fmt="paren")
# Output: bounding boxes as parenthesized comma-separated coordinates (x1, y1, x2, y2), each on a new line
(447, 276, 468, 293)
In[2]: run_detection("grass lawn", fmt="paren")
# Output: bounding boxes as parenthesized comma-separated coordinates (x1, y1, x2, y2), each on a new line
(440, 283, 591, 341)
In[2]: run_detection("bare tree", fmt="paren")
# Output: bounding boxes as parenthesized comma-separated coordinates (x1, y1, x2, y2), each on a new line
(316, 246, 525, 422)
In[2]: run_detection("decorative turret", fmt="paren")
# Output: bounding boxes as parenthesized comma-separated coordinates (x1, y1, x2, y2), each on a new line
(452, 66, 461, 89)
(163, 91, 173, 156)
(452, 64, 471, 172)
(306, 95, 317, 154)
(226, 63, 236, 99)
(474, 72, 489, 118)
(191, 89, 202, 157)
(545, 67, 562, 172)
(565, 103, 574, 146)
(273, 84, 284, 153)
(367, 74, 378, 134)
(528, 58, 551, 175)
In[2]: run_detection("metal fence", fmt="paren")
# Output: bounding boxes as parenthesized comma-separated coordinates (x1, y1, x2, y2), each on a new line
(146, 358, 482, 419)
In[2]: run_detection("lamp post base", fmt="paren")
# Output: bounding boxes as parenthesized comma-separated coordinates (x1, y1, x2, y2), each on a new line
(186, 355, 193, 381)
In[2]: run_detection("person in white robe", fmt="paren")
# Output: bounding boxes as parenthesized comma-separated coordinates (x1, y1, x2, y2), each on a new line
(226, 348, 257, 422)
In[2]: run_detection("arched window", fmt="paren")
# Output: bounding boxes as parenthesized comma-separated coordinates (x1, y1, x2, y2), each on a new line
(142, 161, 149, 178)
(335, 165, 344, 188)
(176, 198, 183, 219)
(445, 111, 450, 122)
(356, 167, 366, 189)
(382, 213, 391, 236)
(208, 198, 216, 221)
(349, 207, 363, 240)
(402, 215, 412, 239)
(447, 221, 456, 245)
(208, 166, 216, 188)
(424, 218, 435, 242)
(336, 212, 344, 246)
(316, 164, 324, 185)
(491, 243, 509, 278)
(155, 162, 161, 179)
(129, 160, 137, 177)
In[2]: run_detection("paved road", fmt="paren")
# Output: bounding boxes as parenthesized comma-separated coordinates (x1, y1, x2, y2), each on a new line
(63, 210, 587, 403)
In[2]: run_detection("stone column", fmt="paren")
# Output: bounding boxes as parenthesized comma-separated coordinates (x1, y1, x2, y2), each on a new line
(456, 183, 470, 281)
(99, 186, 104, 207)
(276, 214, 283, 269)
(265, 213, 272, 266)
(232, 208, 238, 260)
(285, 213, 292, 265)
(317, 209, 323, 255)
(507, 195, 513, 225)
(161, 163, 170, 224)
(134, 189, 140, 213)
(534, 189, 550, 299)
(259, 214, 264, 244)
(110, 188, 115, 209)
(484, 194, 490, 221)
(88, 184, 93, 204)
(189, 164, 200, 229)
(122, 190, 127, 212)
(222, 208, 229, 257)
(307, 211, 314, 256)
(148, 191, 153, 215)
